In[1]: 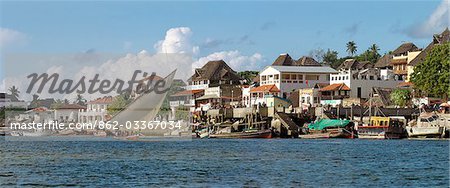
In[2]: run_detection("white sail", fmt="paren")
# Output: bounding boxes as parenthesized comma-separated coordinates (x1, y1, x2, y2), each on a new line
(110, 70, 176, 135)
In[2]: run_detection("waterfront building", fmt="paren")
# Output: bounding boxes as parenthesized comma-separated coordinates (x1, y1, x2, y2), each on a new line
(247, 84, 281, 106)
(259, 65, 337, 98)
(78, 96, 113, 123)
(170, 60, 243, 111)
(170, 89, 204, 112)
(186, 60, 243, 90)
(389, 42, 421, 82)
(195, 85, 241, 110)
(259, 54, 337, 99)
(329, 66, 402, 99)
(296, 83, 328, 110)
(53, 104, 86, 123)
(318, 83, 351, 106)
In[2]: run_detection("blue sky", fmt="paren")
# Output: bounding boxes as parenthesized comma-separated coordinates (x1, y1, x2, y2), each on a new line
(0, 0, 448, 76)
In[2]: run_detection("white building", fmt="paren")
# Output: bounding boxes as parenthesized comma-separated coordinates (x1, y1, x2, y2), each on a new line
(54, 104, 86, 123)
(78, 96, 113, 123)
(330, 69, 403, 99)
(259, 65, 337, 98)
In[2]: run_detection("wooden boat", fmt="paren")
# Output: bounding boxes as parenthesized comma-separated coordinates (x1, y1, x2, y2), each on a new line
(209, 129, 272, 139)
(300, 119, 355, 139)
(357, 116, 407, 139)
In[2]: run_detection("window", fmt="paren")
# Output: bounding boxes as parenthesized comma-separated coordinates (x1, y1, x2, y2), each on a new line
(261, 76, 266, 81)
(291, 74, 297, 80)
(298, 75, 303, 80)
(370, 76, 374, 80)
(305, 75, 319, 80)
(274, 74, 279, 79)
(282, 74, 290, 80)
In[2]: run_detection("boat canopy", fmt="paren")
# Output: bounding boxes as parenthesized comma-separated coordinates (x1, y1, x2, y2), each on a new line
(308, 119, 351, 130)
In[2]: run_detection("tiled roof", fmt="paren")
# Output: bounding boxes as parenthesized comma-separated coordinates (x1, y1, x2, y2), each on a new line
(397, 82, 414, 88)
(319, 83, 350, 92)
(55, 104, 86, 109)
(250, 84, 280, 93)
(171, 89, 204, 97)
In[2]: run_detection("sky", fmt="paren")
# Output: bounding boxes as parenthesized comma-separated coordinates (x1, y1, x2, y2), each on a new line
(0, 0, 448, 96)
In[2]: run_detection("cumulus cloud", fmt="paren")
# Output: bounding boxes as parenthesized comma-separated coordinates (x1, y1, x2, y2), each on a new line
(0, 28, 26, 48)
(405, 0, 449, 38)
(194, 50, 263, 71)
(154, 27, 199, 54)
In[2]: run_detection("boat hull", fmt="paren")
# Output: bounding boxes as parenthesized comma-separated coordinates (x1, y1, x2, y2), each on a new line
(209, 130, 272, 139)
(406, 126, 445, 138)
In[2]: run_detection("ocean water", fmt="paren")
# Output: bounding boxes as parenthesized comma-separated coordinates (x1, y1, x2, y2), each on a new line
(0, 139, 448, 187)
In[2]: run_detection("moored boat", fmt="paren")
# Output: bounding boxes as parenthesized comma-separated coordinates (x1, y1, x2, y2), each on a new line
(209, 129, 272, 139)
(405, 112, 446, 138)
(300, 119, 355, 139)
(357, 116, 407, 139)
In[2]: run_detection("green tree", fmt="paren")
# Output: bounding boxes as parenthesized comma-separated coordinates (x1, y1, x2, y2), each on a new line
(390, 89, 411, 107)
(346, 41, 357, 56)
(411, 42, 450, 100)
(370, 43, 380, 57)
(322, 49, 339, 67)
(8, 86, 20, 99)
(107, 94, 131, 116)
(238, 71, 259, 83)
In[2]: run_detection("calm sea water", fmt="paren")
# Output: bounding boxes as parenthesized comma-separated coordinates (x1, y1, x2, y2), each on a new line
(0, 138, 448, 187)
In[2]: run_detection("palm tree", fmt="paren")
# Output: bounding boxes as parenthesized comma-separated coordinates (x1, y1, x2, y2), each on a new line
(8, 86, 20, 99)
(346, 41, 357, 56)
(370, 44, 380, 56)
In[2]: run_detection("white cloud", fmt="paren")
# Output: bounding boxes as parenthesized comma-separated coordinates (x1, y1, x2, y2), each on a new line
(194, 50, 263, 71)
(406, 0, 449, 38)
(0, 28, 26, 48)
(154, 27, 199, 54)
(1, 27, 265, 102)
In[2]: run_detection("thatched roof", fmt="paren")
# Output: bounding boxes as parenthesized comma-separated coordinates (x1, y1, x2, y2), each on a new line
(375, 54, 393, 68)
(338, 59, 373, 70)
(295, 56, 321, 66)
(272, 54, 321, 66)
(272, 53, 296, 66)
(392, 42, 419, 56)
(189, 60, 242, 82)
(410, 28, 449, 66)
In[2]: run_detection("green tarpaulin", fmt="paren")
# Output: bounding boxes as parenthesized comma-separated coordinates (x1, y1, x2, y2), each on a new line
(308, 119, 351, 130)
